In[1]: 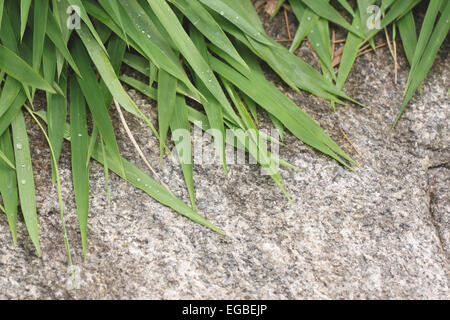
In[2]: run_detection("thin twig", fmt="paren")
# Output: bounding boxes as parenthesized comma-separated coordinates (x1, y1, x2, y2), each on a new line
(114, 99, 174, 195)
(359, 43, 371, 53)
(340, 127, 363, 158)
(331, 29, 336, 61)
(284, 6, 292, 40)
(357, 42, 388, 57)
(384, 27, 396, 65)
(393, 26, 399, 84)
(331, 46, 345, 68)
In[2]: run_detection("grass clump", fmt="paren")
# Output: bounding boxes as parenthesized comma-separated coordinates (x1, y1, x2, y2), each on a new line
(0, 0, 448, 260)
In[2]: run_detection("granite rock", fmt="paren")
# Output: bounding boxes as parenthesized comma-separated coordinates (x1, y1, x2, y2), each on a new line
(0, 12, 448, 299)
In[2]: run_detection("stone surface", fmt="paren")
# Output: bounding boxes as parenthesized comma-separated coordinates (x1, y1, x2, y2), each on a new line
(0, 12, 449, 299)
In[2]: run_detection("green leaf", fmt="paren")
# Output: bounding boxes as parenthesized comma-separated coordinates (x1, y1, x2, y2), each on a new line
(198, 0, 276, 47)
(46, 10, 81, 76)
(397, 11, 417, 65)
(43, 41, 67, 182)
(71, 37, 126, 178)
(0, 129, 19, 246)
(395, 1, 450, 125)
(20, 0, 32, 41)
(288, 0, 319, 53)
(11, 110, 41, 255)
(301, 0, 364, 38)
(307, 18, 336, 81)
(0, 76, 22, 119)
(189, 27, 229, 174)
(208, 53, 355, 167)
(0, 45, 56, 93)
(98, 0, 201, 100)
(0, 0, 4, 31)
(157, 70, 177, 160)
(146, 0, 244, 128)
(406, 0, 443, 90)
(32, 0, 49, 74)
(336, 12, 364, 90)
(66, 0, 108, 53)
(76, 22, 161, 140)
(337, 0, 355, 17)
(69, 78, 90, 256)
(170, 0, 248, 70)
(170, 95, 196, 210)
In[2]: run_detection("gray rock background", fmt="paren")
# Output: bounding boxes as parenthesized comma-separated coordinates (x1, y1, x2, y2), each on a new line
(0, 12, 448, 299)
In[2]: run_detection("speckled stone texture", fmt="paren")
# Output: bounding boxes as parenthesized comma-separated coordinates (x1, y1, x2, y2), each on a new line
(0, 12, 449, 299)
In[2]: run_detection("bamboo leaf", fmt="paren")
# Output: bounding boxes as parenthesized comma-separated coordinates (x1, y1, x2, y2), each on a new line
(11, 110, 41, 255)
(69, 78, 90, 256)
(20, 0, 32, 41)
(170, 95, 196, 210)
(0, 45, 56, 93)
(0, 129, 19, 245)
(157, 70, 177, 160)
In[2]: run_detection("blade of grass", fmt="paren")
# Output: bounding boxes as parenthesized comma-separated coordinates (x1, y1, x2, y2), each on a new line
(71, 38, 126, 178)
(394, 1, 450, 125)
(157, 70, 177, 161)
(336, 12, 363, 90)
(69, 78, 90, 257)
(0, 129, 19, 246)
(43, 41, 67, 182)
(32, 0, 49, 75)
(288, 0, 319, 53)
(0, 76, 21, 119)
(20, 0, 32, 41)
(208, 53, 355, 167)
(405, 0, 443, 91)
(0, 90, 27, 138)
(46, 10, 81, 76)
(189, 27, 229, 174)
(0, 44, 56, 93)
(146, 0, 245, 128)
(11, 110, 41, 255)
(301, 0, 364, 37)
(337, 0, 355, 17)
(66, 0, 108, 53)
(170, 95, 196, 210)
(169, 0, 248, 70)
(0, 0, 4, 31)
(397, 11, 417, 65)
(197, 0, 276, 47)
(76, 24, 161, 141)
